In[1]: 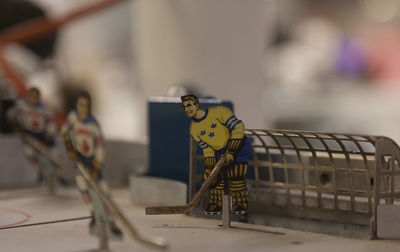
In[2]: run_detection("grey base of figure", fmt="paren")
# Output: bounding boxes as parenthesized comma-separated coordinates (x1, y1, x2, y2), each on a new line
(87, 188, 123, 240)
(37, 154, 57, 193)
(204, 204, 247, 216)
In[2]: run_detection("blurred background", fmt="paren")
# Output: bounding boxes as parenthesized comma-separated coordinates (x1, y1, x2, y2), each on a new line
(2, 0, 400, 185)
(2, 0, 400, 140)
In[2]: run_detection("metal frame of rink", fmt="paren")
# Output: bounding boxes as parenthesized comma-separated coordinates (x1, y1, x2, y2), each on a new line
(188, 128, 400, 237)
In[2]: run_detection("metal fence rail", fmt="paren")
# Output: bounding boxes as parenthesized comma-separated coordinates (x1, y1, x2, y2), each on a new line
(243, 129, 380, 226)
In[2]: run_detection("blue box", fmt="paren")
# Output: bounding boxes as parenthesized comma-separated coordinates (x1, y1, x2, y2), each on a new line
(148, 96, 233, 185)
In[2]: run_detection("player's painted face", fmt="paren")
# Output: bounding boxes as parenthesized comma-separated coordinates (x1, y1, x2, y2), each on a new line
(77, 97, 90, 122)
(182, 99, 198, 117)
(27, 90, 40, 106)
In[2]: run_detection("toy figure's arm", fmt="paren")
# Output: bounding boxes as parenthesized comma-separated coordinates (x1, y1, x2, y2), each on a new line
(6, 102, 24, 132)
(85, 126, 104, 180)
(60, 116, 78, 161)
(202, 146, 216, 177)
(192, 133, 216, 180)
(43, 108, 56, 144)
(93, 136, 105, 164)
(92, 126, 105, 177)
(218, 106, 246, 164)
(45, 108, 56, 136)
(219, 106, 245, 139)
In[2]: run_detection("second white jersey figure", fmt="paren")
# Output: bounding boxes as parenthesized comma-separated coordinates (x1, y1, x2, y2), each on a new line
(8, 96, 56, 144)
(61, 111, 104, 167)
(61, 92, 122, 239)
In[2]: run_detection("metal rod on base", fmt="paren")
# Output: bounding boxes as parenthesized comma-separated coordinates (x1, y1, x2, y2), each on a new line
(48, 174, 55, 195)
(99, 217, 109, 251)
(222, 194, 231, 228)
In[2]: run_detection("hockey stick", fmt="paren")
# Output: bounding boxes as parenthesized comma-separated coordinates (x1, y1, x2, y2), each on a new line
(23, 135, 168, 249)
(145, 157, 226, 215)
(22, 135, 75, 177)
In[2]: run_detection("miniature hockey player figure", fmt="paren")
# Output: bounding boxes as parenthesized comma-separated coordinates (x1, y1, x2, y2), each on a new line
(181, 94, 251, 215)
(7, 87, 57, 189)
(61, 91, 122, 239)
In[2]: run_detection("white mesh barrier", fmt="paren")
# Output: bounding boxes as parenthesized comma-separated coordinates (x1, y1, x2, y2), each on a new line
(189, 129, 400, 232)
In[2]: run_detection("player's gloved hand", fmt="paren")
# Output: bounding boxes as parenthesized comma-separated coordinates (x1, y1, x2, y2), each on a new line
(67, 149, 78, 161)
(203, 168, 212, 180)
(221, 152, 234, 165)
(90, 160, 101, 181)
(9, 117, 25, 134)
(89, 168, 98, 181)
(92, 160, 101, 170)
(203, 168, 218, 185)
(203, 156, 217, 184)
(42, 133, 54, 146)
(63, 133, 77, 161)
(14, 125, 25, 134)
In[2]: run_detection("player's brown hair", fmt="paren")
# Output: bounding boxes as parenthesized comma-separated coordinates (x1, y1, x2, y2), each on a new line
(76, 90, 92, 110)
(28, 87, 40, 95)
(181, 94, 199, 104)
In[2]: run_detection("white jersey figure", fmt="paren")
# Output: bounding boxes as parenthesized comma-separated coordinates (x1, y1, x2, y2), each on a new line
(61, 91, 122, 239)
(62, 109, 105, 172)
(7, 87, 57, 186)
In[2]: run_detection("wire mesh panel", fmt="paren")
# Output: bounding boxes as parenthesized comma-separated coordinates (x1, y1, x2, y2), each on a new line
(188, 128, 400, 232)
(245, 129, 376, 220)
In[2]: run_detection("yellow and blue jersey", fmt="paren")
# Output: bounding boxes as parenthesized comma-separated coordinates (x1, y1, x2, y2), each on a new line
(190, 106, 250, 161)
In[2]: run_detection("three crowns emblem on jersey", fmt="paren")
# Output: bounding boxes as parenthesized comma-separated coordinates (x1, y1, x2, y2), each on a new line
(200, 124, 216, 137)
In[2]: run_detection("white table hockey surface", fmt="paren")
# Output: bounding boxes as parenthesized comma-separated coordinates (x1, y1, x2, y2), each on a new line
(1, 187, 400, 252)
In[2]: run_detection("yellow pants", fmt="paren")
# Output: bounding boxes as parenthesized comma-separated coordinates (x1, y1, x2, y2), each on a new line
(205, 163, 248, 208)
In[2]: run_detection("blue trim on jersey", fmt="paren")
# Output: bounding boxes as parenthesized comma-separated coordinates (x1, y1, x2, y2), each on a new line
(198, 140, 210, 149)
(192, 108, 208, 123)
(76, 153, 103, 180)
(26, 131, 54, 147)
(77, 153, 94, 167)
(23, 99, 45, 109)
(199, 144, 209, 150)
(225, 115, 235, 126)
(199, 141, 207, 147)
(73, 110, 97, 124)
(227, 118, 238, 129)
(230, 120, 242, 130)
(215, 137, 251, 163)
(35, 102, 44, 108)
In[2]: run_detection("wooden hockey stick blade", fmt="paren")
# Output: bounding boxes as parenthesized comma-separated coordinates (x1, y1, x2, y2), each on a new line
(145, 157, 226, 215)
(24, 135, 168, 249)
(145, 205, 191, 215)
